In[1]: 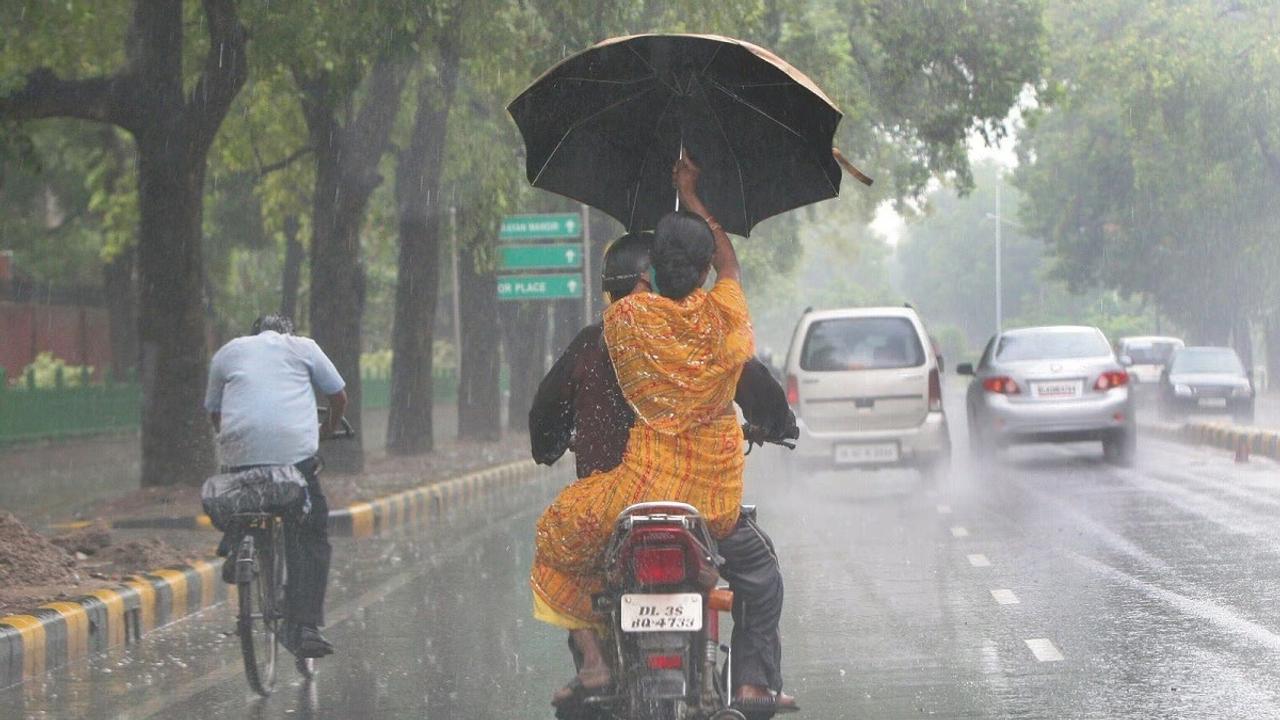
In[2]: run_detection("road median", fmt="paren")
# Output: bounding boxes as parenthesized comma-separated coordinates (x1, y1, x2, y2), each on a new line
(0, 458, 557, 690)
(1141, 420, 1280, 460)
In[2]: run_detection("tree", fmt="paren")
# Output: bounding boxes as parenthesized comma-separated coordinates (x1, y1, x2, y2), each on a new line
(1015, 0, 1280, 349)
(386, 8, 465, 455)
(1, 1, 248, 485)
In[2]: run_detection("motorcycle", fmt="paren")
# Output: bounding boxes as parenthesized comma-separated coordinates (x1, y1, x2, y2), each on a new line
(559, 425, 794, 720)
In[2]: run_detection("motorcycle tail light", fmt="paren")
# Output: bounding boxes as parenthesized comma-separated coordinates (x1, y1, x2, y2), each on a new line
(646, 653, 684, 670)
(1094, 371, 1129, 391)
(982, 376, 1021, 395)
(633, 546, 687, 585)
(928, 368, 943, 411)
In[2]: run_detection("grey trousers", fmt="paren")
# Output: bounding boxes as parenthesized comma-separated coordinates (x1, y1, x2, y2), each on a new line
(718, 509, 785, 692)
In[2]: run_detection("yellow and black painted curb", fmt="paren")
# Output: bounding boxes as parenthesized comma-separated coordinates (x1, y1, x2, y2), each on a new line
(1143, 420, 1280, 460)
(2, 459, 552, 689)
(0, 560, 224, 691)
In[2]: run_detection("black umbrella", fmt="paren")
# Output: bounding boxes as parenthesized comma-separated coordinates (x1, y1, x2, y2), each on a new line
(508, 33, 869, 237)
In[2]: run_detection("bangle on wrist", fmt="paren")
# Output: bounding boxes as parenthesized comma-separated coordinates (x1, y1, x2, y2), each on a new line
(705, 215, 723, 234)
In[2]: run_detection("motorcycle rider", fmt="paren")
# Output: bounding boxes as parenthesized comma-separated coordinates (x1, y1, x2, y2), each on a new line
(205, 314, 347, 658)
(530, 157, 798, 714)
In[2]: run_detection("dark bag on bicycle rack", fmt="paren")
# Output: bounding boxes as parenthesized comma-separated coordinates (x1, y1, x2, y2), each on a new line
(201, 465, 312, 531)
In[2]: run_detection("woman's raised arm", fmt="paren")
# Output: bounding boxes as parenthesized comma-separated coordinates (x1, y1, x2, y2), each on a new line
(673, 156, 740, 283)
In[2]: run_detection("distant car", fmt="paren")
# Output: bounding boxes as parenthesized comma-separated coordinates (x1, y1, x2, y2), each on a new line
(783, 306, 950, 480)
(959, 325, 1136, 465)
(1117, 336, 1184, 390)
(1158, 346, 1254, 424)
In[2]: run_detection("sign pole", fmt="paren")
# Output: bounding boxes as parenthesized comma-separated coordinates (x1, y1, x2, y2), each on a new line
(450, 205, 462, 364)
(580, 203, 592, 323)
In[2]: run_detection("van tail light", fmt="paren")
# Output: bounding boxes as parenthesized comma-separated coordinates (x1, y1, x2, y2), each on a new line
(982, 376, 1021, 395)
(633, 546, 687, 585)
(928, 368, 943, 412)
(786, 374, 799, 406)
(1094, 371, 1129, 391)
(646, 653, 684, 670)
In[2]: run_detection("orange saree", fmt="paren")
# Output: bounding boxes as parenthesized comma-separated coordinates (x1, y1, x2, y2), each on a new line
(530, 278, 754, 629)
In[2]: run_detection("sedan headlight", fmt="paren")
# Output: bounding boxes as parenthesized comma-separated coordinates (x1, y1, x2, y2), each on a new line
(1232, 385, 1253, 398)
(1174, 384, 1192, 397)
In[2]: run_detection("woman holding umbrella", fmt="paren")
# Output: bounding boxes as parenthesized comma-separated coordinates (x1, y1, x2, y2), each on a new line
(531, 156, 796, 714)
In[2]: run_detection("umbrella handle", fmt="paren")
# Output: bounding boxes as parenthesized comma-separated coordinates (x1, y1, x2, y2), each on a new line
(833, 148, 874, 186)
(675, 140, 684, 212)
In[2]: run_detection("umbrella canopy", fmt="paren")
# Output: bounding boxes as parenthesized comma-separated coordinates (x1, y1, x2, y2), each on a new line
(509, 33, 847, 237)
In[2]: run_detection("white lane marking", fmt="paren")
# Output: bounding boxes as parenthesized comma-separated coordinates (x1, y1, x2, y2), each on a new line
(950, 526, 969, 538)
(1067, 550, 1280, 653)
(968, 553, 991, 567)
(1025, 638, 1064, 662)
(936, 504, 952, 514)
(990, 589, 1020, 605)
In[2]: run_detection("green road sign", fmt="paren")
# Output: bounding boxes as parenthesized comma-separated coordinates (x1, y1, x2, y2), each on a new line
(497, 273, 584, 301)
(499, 213, 582, 241)
(499, 244, 583, 271)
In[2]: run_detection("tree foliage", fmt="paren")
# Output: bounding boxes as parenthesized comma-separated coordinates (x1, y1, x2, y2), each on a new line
(1015, 0, 1280, 344)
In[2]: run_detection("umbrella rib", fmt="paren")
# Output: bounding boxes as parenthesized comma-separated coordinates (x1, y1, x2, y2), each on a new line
(544, 75, 654, 87)
(694, 80, 751, 233)
(624, 43, 681, 95)
(706, 78, 839, 197)
(626, 93, 679, 230)
(530, 80, 662, 186)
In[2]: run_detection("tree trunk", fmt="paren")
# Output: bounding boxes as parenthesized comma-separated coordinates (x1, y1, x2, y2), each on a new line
(280, 214, 304, 321)
(306, 127, 369, 473)
(1265, 315, 1280, 394)
(299, 59, 412, 472)
(1233, 313, 1254, 380)
(103, 246, 138, 382)
(135, 132, 218, 485)
(387, 46, 460, 456)
(500, 302, 549, 431)
(457, 240, 501, 441)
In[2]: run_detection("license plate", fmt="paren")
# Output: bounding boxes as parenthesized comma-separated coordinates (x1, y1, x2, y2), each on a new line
(834, 443, 900, 465)
(1198, 397, 1228, 408)
(1031, 381, 1082, 399)
(620, 593, 703, 633)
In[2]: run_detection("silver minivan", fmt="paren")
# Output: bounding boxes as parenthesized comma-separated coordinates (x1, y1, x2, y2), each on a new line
(783, 307, 950, 479)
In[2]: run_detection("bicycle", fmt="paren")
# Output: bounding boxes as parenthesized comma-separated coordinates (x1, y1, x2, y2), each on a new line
(233, 412, 353, 696)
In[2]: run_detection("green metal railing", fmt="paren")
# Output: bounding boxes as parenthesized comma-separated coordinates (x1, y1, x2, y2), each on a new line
(0, 366, 459, 445)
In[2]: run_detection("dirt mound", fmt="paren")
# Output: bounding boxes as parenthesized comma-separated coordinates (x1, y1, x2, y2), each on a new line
(96, 538, 193, 573)
(0, 512, 79, 587)
(51, 520, 113, 556)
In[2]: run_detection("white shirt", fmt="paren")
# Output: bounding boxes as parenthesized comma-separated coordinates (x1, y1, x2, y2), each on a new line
(204, 332, 345, 467)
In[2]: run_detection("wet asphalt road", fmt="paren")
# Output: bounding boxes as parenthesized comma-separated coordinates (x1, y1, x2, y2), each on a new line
(9, 410, 1280, 718)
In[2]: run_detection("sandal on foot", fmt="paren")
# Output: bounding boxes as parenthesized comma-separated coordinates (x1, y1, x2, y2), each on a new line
(551, 676, 613, 708)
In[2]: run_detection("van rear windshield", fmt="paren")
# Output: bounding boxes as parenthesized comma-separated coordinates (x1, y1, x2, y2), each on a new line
(800, 317, 925, 372)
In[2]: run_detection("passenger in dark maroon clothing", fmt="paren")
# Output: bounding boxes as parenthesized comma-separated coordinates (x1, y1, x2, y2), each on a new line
(530, 232, 795, 478)
(529, 231, 800, 712)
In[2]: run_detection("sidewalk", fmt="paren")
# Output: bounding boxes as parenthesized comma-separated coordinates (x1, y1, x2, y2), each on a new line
(0, 405, 455, 525)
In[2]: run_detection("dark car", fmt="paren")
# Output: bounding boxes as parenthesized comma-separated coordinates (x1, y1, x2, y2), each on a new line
(1158, 346, 1254, 424)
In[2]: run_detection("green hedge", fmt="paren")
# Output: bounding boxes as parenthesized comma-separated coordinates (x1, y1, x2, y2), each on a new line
(0, 368, 459, 444)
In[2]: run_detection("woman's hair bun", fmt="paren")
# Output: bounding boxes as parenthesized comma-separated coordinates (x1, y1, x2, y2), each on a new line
(652, 211, 714, 300)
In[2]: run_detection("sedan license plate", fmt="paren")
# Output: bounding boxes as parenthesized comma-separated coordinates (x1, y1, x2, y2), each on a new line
(620, 593, 703, 633)
(834, 443, 899, 465)
(1032, 381, 1082, 399)
(1198, 397, 1228, 408)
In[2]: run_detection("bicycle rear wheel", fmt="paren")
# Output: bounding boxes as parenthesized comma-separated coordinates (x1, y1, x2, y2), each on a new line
(237, 532, 280, 696)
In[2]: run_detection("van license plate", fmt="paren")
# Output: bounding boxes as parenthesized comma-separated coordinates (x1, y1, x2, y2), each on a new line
(834, 443, 899, 465)
(1198, 397, 1227, 408)
(620, 593, 703, 633)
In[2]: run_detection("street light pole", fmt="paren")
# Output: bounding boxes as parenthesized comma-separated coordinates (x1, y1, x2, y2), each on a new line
(995, 176, 1003, 334)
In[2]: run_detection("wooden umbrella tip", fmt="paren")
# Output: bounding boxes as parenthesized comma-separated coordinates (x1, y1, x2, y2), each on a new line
(833, 148, 874, 186)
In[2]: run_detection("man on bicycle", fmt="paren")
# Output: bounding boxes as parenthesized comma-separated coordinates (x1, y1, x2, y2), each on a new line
(205, 314, 347, 658)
